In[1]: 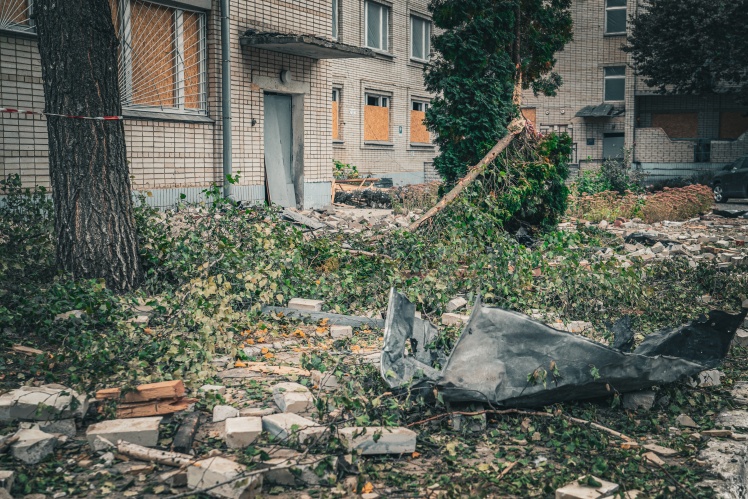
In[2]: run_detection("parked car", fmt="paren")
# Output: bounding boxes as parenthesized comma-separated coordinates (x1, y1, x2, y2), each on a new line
(712, 156, 748, 202)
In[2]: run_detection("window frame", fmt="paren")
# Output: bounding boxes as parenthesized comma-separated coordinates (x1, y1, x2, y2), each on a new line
(604, 0, 627, 35)
(0, 0, 36, 36)
(410, 15, 431, 62)
(116, 0, 208, 116)
(366, 93, 389, 108)
(364, 0, 389, 52)
(603, 66, 626, 102)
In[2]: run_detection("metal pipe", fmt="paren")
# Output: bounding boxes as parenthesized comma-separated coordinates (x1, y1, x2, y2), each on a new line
(220, 0, 232, 198)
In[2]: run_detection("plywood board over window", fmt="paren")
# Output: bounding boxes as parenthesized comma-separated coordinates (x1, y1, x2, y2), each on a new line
(720, 112, 748, 140)
(332, 101, 340, 140)
(410, 110, 429, 143)
(182, 11, 202, 110)
(652, 113, 698, 139)
(131, 1, 176, 108)
(365, 106, 389, 141)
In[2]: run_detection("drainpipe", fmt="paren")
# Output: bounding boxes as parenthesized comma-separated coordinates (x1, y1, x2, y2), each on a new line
(221, 0, 233, 198)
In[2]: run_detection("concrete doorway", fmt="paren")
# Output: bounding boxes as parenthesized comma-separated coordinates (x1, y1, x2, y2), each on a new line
(264, 93, 296, 207)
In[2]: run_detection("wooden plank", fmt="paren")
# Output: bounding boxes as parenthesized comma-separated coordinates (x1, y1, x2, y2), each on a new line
(242, 362, 310, 377)
(96, 380, 186, 403)
(115, 398, 196, 418)
(172, 412, 200, 454)
(12, 345, 44, 355)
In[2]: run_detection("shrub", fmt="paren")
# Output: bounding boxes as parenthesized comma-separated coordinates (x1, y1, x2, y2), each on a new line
(576, 151, 644, 195)
(333, 160, 359, 180)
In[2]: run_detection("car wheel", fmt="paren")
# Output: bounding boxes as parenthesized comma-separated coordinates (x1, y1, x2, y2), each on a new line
(713, 184, 728, 203)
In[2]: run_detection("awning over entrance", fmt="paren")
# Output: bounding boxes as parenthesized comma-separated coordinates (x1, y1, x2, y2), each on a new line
(575, 103, 615, 118)
(241, 31, 375, 59)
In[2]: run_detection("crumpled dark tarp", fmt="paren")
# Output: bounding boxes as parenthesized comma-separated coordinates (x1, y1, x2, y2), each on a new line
(381, 289, 744, 407)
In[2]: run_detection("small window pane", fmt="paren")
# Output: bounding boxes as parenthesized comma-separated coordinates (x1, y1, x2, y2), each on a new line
(605, 78, 625, 101)
(412, 17, 424, 59)
(332, 0, 338, 39)
(381, 97, 388, 107)
(607, 0, 626, 7)
(413, 102, 423, 111)
(424, 22, 431, 57)
(332, 90, 338, 102)
(606, 9, 626, 33)
(367, 95, 379, 106)
(366, 2, 381, 49)
(381, 6, 388, 51)
(605, 66, 626, 77)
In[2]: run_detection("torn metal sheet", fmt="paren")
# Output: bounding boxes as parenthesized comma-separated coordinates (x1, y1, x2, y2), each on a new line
(381, 289, 745, 407)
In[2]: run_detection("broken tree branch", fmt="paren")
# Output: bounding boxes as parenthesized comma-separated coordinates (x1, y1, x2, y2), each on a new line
(116, 440, 195, 467)
(407, 118, 526, 232)
(407, 408, 635, 443)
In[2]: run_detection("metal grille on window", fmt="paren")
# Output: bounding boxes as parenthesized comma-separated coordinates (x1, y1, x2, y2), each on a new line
(0, 0, 35, 34)
(110, 0, 207, 114)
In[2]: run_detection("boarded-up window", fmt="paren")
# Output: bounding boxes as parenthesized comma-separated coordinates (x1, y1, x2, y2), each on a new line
(410, 101, 430, 143)
(113, 0, 206, 113)
(521, 107, 537, 127)
(719, 112, 748, 140)
(652, 113, 698, 139)
(364, 94, 389, 142)
(332, 89, 341, 140)
(0, 0, 34, 33)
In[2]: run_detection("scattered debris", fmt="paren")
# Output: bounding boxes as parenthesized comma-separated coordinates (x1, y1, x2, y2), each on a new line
(691, 369, 724, 387)
(0, 470, 14, 492)
(287, 298, 325, 312)
(716, 410, 748, 431)
(735, 329, 748, 348)
(262, 305, 385, 328)
(382, 290, 744, 407)
(261, 413, 327, 445)
(0, 385, 88, 422)
(116, 440, 193, 467)
(200, 385, 227, 396)
(555, 475, 619, 499)
(213, 405, 240, 423)
(441, 312, 469, 326)
(642, 443, 678, 457)
(172, 412, 201, 454)
(330, 324, 353, 339)
(85, 416, 162, 451)
(10, 345, 43, 356)
(95, 380, 195, 418)
(338, 427, 417, 455)
(10, 428, 58, 465)
(446, 297, 468, 313)
(224, 417, 263, 449)
(187, 456, 263, 499)
(622, 391, 656, 411)
(676, 414, 699, 429)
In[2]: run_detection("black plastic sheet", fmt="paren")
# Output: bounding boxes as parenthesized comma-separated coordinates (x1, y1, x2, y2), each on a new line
(381, 289, 744, 407)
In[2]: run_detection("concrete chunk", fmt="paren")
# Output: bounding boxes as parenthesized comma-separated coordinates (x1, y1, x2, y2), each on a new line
(717, 410, 748, 430)
(261, 413, 328, 445)
(691, 369, 724, 387)
(272, 383, 314, 413)
(676, 414, 699, 428)
(441, 313, 469, 326)
(200, 385, 227, 396)
(555, 476, 619, 499)
(446, 297, 468, 313)
(187, 456, 262, 498)
(260, 455, 332, 486)
(213, 405, 239, 423)
(239, 407, 276, 417)
(338, 427, 416, 455)
(0, 470, 14, 492)
(224, 417, 262, 449)
(86, 416, 161, 451)
(11, 428, 58, 464)
(734, 329, 748, 348)
(311, 370, 339, 390)
(288, 298, 324, 312)
(330, 325, 353, 339)
(0, 385, 88, 422)
(19, 419, 77, 439)
(622, 391, 655, 411)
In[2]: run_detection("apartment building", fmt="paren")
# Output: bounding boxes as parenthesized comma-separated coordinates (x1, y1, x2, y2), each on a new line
(523, 0, 748, 180)
(328, 0, 439, 185)
(0, 0, 438, 209)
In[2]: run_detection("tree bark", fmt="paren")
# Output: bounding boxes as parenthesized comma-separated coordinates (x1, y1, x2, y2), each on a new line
(34, 0, 142, 292)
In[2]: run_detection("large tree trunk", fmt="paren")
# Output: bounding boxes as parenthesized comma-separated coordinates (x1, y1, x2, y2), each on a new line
(34, 0, 142, 292)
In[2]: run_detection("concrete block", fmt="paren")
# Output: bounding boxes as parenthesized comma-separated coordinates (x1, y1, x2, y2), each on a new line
(288, 298, 324, 312)
(338, 427, 417, 455)
(330, 325, 353, 339)
(20, 419, 77, 438)
(272, 383, 314, 413)
(239, 407, 276, 417)
(555, 476, 619, 499)
(311, 370, 339, 390)
(11, 428, 58, 464)
(86, 416, 162, 451)
(692, 370, 724, 387)
(446, 297, 468, 313)
(441, 313, 469, 326)
(224, 417, 262, 449)
(187, 456, 262, 498)
(0, 470, 15, 492)
(200, 385, 227, 396)
(261, 413, 328, 445)
(622, 391, 655, 411)
(213, 405, 239, 423)
(0, 385, 88, 422)
(734, 329, 748, 348)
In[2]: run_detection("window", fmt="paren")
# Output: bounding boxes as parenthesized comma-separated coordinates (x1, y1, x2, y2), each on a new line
(605, 0, 626, 34)
(411, 100, 430, 144)
(332, 0, 339, 40)
(410, 16, 431, 62)
(332, 88, 341, 140)
(0, 0, 35, 34)
(364, 93, 390, 142)
(603, 66, 625, 102)
(112, 0, 207, 114)
(365, 1, 389, 51)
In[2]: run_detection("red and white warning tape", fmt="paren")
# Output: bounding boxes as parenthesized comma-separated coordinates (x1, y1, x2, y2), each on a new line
(1, 108, 123, 121)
